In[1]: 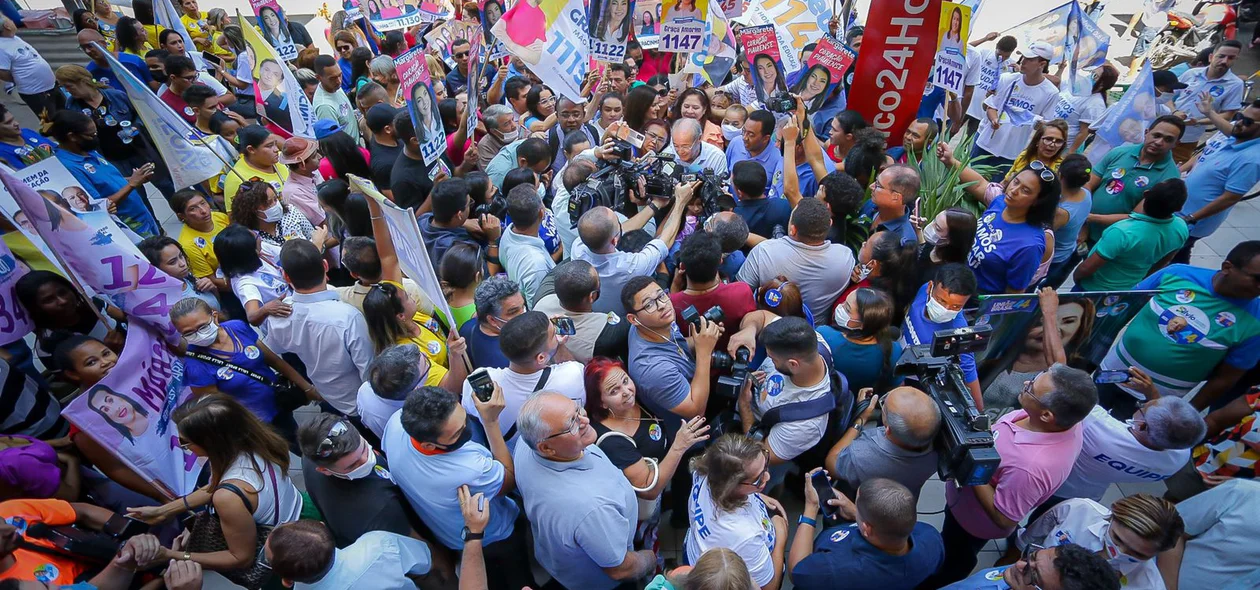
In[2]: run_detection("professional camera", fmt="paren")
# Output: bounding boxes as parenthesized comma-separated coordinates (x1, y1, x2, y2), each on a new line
(895, 325, 1000, 486)
(766, 92, 798, 114)
(680, 304, 725, 331)
(714, 345, 753, 399)
(473, 192, 507, 218)
(18, 514, 150, 564)
(567, 150, 730, 228)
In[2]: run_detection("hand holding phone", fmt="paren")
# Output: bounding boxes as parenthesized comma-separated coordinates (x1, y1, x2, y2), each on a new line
(810, 470, 840, 521)
(551, 316, 576, 336)
(468, 368, 494, 403)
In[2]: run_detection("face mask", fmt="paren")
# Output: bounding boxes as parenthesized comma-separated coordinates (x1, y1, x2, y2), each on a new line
(721, 123, 742, 142)
(925, 294, 960, 323)
(1101, 523, 1141, 564)
(923, 222, 946, 245)
(437, 417, 474, 451)
(186, 321, 219, 347)
(80, 137, 101, 151)
(332, 442, 378, 480)
(499, 128, 520, 142)
(262, 202, 284, 223)
(832, 305, 861, 331)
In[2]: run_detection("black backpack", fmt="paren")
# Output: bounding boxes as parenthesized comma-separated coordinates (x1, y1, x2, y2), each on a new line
(750, 341, 854, 469)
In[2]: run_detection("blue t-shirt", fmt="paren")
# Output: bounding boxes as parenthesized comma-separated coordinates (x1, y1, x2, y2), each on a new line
(459, 319, 510, 370)
(900, 283, 978, 383)
(791, 522, 945, 590)
(184, 320, 280, 422)
(719, 249, 746, 279)
(54, 150, 161, 237)
(941, 566, 1013, 589)
(86, 53, 152, 93)
(769, 156, 837, 201)
(0, 128, 54, 169)
(816, 327, 905, 392)
(1181, 136, 1260, 238)
(967, 196, 1045, 294)
(734, 197, 792, 240)
(725, 136, 782, 196)
(626, 324, 695, 425)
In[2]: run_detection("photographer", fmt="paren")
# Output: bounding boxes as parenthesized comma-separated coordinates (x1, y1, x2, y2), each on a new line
(899, 263, 984, 408)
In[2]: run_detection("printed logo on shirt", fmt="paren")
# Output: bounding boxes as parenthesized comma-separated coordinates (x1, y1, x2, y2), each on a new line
(100, 77, 111, 86)
(184, 106, 196, 117)
(216, 366, 235, 380)
(1209, 85, 1223, 97)
(648, 423, 662, 441)
(607, 312, 620, 325)
(1054, 528, 1073, 545)
(1134, 176, 1150, 188)
(984, 570, 1004, 581)
(373, 464, 393, 480)
(1159, 305, 1210, 345)
(830, 529, 850, 543)
(1215, 312, 1236, 328)
(195, 237, 207, 248)
(427, 341, 442, 355)
(33, 563, 60, 583)
(83, 162, 96, 174)
(968, 212, 1006, 268)
(764, 374, 785, 397)
(244, 346, 260, 360)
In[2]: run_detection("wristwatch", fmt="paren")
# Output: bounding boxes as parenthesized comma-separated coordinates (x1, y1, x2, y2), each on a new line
(461, 526, 484, 543)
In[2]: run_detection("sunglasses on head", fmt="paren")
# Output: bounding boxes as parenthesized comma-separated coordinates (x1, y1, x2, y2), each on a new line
(1028, 159, 1056, 183)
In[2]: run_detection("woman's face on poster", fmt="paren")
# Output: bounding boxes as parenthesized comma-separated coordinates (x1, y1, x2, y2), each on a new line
(262, 8, 281, 33)
(92, 390, 140, 430)
(1057, 302, 1087, 344)
(756, 56, 777, 86)
(609, 0, 629, 23)
(950, 9, 961, 34)
(413, 85, 433, 120)
(804, 67, 828, 98)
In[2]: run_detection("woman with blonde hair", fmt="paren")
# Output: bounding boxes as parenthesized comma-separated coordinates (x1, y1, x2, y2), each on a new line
(1002, 118, 1069, 184)
(646, 548, 755, 590)
(685, 434, 788, 590)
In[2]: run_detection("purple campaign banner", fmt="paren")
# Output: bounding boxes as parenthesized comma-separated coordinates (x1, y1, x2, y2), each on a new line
(0, 239, 32, 345)
(0, 169, 185, 345)
(62, 324, 204, 499)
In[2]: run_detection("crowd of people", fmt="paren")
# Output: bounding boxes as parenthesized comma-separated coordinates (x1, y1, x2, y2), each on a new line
(1, 1, 1259, 589)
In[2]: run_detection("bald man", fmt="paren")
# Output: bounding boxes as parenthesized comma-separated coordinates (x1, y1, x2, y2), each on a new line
(826, 386, 942, 501)
(78, 29, 155, 92)
(704, 211, 751, 278)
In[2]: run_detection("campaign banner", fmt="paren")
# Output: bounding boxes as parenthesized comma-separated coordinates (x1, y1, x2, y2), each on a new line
(349, 175, 456, 330)
(250, 0, 299, 62)
(0, 163, 68, 279)
(366, 0, 448, 31)
(792, 36, 854, 113)
(741, 25, 787, 106)
(99, 47, 229, 191)
(1086, 62, 1158, 162)
(0, 240, 32, 346)
(932, 1, 970, 95)
(396, 46, 447, 166)
(491, 0, 590, 101)
(467, 37, 485, 139)
(426, 19, 481, 62)
(0, 166, 186, 345)
(589, 0, 636, 62)
(1000, 1, 1107, 68)
(659, 0, 707, 53)
(850, 0, 941, 148)
(152, 0, 205, 69)
(680, 1, 736, 86)
(634, 0, 661, 48)
(480, 0, 509, 60)
(969, 291, 1155, 392)
(62, 324, 205, 499)
(240, 10, 314, 138)
(741, 0, 831, 74)
(717, 0, 742, 18)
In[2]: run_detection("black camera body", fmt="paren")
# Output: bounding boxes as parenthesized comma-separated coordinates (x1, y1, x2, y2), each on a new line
(567, 151, 728, 228)
(473, 193, 507, 218)
(895, 326, 1000, 487)
(714, 345, 752, 399)
(680, 304, 725, 332)
(766, 92, 798, 113)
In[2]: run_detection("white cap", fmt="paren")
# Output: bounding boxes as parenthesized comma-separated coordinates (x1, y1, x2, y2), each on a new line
(1022, 41, 1054, 61)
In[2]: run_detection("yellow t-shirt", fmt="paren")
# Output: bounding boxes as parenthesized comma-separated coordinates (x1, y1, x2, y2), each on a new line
(397, 310, 449, 369)
(144, 24, 161, 49)
(224, 159, 290, 212)
(180, 11, 210, 40)
(2, 232, 59, 275)
(178, 212, 230, 279)
(1003, 153, 1064, 184)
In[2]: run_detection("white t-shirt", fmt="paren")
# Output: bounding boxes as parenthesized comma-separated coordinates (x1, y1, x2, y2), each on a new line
(0, 36, 55, 94)
(683, 473, 777, 587)
(221, 453, 304, 525)
(751, 334, 832, 461)
(1018, 499, 1166, 590)
(228, 258, 291, 307)
(964, 47, 1010, 121)
(978, 73, 1061, 160)
(1053, 91, 1108, 148)
(1054, 406, 1191, 501)
(461, 361, 587, 449)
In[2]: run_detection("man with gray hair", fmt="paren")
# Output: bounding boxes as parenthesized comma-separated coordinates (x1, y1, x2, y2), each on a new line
(665, 117, 729, 176)
(826, 386, 942, 501)
(931, 363, 1097, 585)
(513, 391, 654, 589)
(1054, 395, 1205, 502)
(458, 275, 527, 370)
(499, 184, 554, 305)
(357, 343, 468, 439)
(478, 103, 521, 170)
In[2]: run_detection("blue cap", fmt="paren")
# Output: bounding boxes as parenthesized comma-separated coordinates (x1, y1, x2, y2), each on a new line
(312, 119, 343, 140)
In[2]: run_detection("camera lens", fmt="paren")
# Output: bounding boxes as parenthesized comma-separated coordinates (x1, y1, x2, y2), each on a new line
(734, 346, 751, 363)
(702, 306, 726, 325)
(711, 350, 733, 371)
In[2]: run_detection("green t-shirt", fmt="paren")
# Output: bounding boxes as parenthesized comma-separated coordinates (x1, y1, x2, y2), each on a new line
(1080, 213, 1189, 291)
(1087, 144, 1180, 242)
(451, 302, 476, 331)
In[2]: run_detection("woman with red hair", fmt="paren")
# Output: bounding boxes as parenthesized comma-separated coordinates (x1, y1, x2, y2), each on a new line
(584, 357, 709, 554)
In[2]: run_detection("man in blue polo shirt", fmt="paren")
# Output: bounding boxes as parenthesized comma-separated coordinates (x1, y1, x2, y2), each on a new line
(1170, 40, 1245, 163)
(726, 110, 782, 195)
(79, 29, 152, 92)
(900, 263, 983, 407)
(775, 113, 836, 202)
(1175, 98, 1260, 263)
(942, 543, 1119, 589)
(789, 476, 944, 590)
(869, 165, 921, 246)
(1084, 115, 1185, 244)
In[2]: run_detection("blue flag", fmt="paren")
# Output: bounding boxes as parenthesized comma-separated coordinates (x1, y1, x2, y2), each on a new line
(1086, 62, 1157, 161)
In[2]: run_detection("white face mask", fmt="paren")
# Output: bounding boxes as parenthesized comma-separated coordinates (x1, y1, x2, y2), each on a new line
(332, 440, 378, 480)
(721, 123, 742, 142)
(923, 222, 946, 245)
(1101, 523, 1142, 564)
(832, 304, 861, 331)
(499, 127, 520, 142)
(262, 202, 284, 223)
(186, 321, 219, 347)
(925, 293, 960, 324)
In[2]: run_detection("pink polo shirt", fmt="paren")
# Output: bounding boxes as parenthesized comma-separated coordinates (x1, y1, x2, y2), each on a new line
(946, 410, 1083, 540)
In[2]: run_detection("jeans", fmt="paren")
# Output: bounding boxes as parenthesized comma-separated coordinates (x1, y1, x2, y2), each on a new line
(484, 516, 537, 590)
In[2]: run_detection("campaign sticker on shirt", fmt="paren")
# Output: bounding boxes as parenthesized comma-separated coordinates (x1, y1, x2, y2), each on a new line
(216, 366, 235, 380)
(1105, 179, 1124, 195)
(606, 312, 620, 325)
(1134, 176, 1150, 188)
(7, 516, 27, 534)
(100, 77, 112, 87)
(1215, 312, 1236, 328)
(830, 529, 849, 543)
(1054, 529, 1072, 545)
(1209, 85, 1224, 97)
(83, 162, 96, 174)
(764, 374, 785, 397)
(81, 108, 93, 116)
(648, 423, 662, 441)
(1111, 168, 1126, 179)
(427, 341, 442, 355)
(195, 237, 207, 248)
(184, 106, 196, 117)
(373, 464, 393, 481)
(1175, 289, 1196, 304)
(33, 563, 60, 583)
(1159, 305, 1210, 345)
(244, 345, 260, 360)
(984, 570, 1004, 581)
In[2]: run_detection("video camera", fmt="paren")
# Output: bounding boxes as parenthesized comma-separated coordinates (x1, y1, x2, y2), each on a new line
(567, 148, 729, 228)
(17, 514, 150, 564)
(895, 325, 1000, 486)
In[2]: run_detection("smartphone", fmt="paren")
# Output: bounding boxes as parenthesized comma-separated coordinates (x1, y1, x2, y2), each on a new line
(200, 51, 224, 69)
(551, 316, 576, 336)
(1095, 370, 1131, 384)
(468, 368, 495, 403)
(811, 471, 839, 520)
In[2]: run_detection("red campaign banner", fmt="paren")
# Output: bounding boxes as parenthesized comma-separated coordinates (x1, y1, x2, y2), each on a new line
(740, 24, 786, 106)
(849, 0, 942, 148)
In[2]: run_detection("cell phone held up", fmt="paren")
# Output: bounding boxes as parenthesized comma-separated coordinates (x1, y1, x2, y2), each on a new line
(1094, 370, 1131, 384)
(811, 470, 840, 521)
(468, 368, 495, 403)
(551, 316, 576, 336)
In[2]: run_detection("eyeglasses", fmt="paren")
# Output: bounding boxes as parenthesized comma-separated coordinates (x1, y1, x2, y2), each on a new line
(178, 73, 199, 82)
(740, 450, 771, 487)
(177, 437, 193, 450)
(1027, 159, 1057, 183)
(871, 178, 902, 197)
(541, 402, 586, 441)
(1233, 112, 1257, 127)
(654, 86, 669, 96)
(1039, 136, 1066, 146)
(1020, 371, 1045, 405)
(454, 52, 470, 58)
(646, 131, 667, 144)
(633, 289, 670, 314)
(337, 44, 353, 51)
(1019, 543, 1046, 590)
(315, 420, 350, 458)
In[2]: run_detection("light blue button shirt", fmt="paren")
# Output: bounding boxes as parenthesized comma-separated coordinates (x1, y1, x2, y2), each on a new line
(1182, 135, 1260, 238)
(295, 531, 431, 590)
